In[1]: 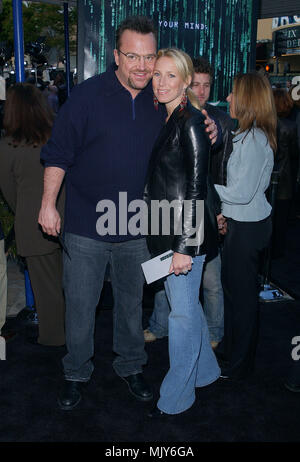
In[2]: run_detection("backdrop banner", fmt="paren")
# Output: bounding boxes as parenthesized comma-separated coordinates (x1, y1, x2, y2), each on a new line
(77, 0, 258, 102)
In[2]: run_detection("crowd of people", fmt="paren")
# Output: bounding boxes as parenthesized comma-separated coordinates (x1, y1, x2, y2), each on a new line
(0, 15, 300, 416)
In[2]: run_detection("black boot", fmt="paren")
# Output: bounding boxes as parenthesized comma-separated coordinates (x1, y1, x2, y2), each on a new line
(58, 380, 85, 410)
(121, 373, 153, 401)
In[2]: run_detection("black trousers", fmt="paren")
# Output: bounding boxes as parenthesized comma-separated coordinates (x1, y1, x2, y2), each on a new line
(26, 248, 65, 346)
(272, 199, 290, 258)
(216, 216, 272, 379)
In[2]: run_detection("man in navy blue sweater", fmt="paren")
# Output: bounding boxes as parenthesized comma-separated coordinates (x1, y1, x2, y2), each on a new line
(38, 16, 218, 410)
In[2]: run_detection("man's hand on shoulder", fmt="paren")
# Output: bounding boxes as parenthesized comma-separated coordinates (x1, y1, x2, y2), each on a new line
(202, 109, 218, 145)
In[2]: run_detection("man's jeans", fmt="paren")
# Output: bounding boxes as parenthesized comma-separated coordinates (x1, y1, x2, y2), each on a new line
(62, 233, 149, 381)
(202, 253, 224, 343)
(158, 255, 220, 414)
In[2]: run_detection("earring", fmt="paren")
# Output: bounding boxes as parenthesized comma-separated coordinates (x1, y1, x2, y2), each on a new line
(179, 89, 187, 111)
(153, 95, 158, 110)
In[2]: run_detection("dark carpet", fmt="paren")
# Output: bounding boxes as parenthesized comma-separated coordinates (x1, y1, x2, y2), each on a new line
(1, 221, 300, 443)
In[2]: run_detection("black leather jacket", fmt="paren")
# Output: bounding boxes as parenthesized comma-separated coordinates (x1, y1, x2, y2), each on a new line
(144, 101, 220, 260)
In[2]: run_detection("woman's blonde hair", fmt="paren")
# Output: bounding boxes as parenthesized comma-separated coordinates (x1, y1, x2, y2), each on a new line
(233, 72, 277, 152)
(156, 48, 201, 110)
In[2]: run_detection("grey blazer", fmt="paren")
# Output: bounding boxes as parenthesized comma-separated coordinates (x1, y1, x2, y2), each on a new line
(0, 138, 65, 257)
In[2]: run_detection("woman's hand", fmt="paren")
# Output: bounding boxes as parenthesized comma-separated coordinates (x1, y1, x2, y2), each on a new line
(217, 213, 227, 235)
(169, 252, 192, 276)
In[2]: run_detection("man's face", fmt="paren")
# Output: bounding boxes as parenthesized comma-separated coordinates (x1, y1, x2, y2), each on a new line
(190, 72, 211, 106)
(114, 30, 157, 94)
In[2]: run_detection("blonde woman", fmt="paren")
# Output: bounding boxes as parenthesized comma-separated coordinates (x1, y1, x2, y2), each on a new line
(214, 72, 277, 380)
(144, 48, 220, 417)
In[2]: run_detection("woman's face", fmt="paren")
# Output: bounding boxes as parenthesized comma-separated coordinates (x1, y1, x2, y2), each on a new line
(152, 56, 189, 110)
(226, 91, 236, 118)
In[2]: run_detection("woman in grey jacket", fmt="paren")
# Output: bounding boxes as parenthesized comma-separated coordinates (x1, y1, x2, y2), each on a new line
(214, 72, 277, 379)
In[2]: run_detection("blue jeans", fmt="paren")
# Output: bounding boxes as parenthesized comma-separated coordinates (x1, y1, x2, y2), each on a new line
(158, 255, 220, 414)
(202, 253, 224, 343)
(62, 233, 149, 381)
(148, 289, 170, 338)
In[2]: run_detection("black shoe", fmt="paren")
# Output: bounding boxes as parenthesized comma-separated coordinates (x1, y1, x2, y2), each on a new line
(284, 381, 300, 393)
(219, 367, 231, 379)
(58, 380, 84, 410)
(121, 373, 153, 402)
(219, 373, 230, 379)
(148, 406, 169, 418)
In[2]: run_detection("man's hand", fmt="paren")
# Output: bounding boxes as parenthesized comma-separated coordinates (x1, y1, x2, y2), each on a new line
(169, 252, 192, 276)
(38, 204, 61, 236)
(217, 213, 227, 235)
(38, 166, 65, 237)
(202, 109, 217, 145)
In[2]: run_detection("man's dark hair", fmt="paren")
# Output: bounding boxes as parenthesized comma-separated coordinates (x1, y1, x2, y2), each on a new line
(192, 57, 214, 81)
(115, 16, 157, 50)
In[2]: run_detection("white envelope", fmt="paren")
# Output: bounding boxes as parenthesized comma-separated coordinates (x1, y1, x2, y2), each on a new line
(141, 250, 174, 284)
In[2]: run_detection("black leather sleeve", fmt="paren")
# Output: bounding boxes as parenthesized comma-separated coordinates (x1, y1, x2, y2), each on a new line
(207, 173, 222, 215)
(172, 115, 210, 256)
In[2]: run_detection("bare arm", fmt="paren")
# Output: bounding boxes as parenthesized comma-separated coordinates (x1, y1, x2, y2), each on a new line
(38, 166, 65, 236)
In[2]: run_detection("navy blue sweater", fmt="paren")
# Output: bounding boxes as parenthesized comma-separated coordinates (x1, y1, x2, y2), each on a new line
(41, 65, 166, 241)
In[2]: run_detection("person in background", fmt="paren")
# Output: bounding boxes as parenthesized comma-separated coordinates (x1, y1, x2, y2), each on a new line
(272, 89, 299, 258)
(191, 56, 236, 349)
(47, 85, 60, 114)
(288, 84, 300, 219)
(0, 83, 65, 346)
(53, 72, 67, 107)
(214, 72, 277, 380)
(143, 280, 170, 343)
(0, 220, 7, 339)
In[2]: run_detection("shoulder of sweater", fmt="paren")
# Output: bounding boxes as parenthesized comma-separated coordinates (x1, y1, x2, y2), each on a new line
(70, 74, 102, 94)
(67, 73, 108, 106)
